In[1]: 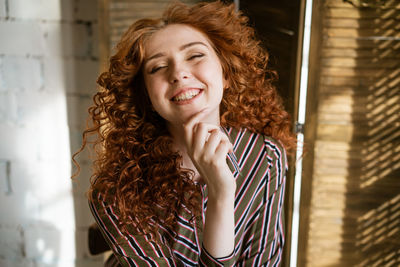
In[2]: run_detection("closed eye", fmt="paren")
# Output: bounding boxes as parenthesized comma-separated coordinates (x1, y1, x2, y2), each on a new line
(150, 65, 167, 74)
(188, 53, 204, 60)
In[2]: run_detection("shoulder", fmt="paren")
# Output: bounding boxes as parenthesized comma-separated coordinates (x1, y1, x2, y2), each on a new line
(226, 127, 287, 201)
(225, 128, 288, 178)
(263, 135, 287, 170)
(88, 186, 118, 218)
(225, 127, 286, 162)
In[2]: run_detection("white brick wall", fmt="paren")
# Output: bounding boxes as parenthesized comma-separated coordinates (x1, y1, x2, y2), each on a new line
(0, 0, 6, 18)
(9, 0, 63, 21)
(40, 22, 93, 58)
(0, 92, 18, 123)
(0, 226, 23, 259)
(1, 56, 44, 91)
(8, 0, 98, 22)
(0, 258, 34, 267)
(0, 21, 44, 55)
(0, 0, 102, 266)
(44, 58, 98, 94)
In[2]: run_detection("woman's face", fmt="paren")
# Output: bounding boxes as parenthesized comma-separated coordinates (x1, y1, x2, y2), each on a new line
(142, 24, 225, 127)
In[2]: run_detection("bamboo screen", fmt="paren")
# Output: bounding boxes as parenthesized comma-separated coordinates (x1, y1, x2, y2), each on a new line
(301, 0, 400, 266)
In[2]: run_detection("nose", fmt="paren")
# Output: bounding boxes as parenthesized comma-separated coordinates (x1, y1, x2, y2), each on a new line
(169, 63, 190, 84)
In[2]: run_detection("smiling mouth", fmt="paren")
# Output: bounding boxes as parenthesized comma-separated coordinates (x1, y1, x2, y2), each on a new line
(171, 89, 201, 102)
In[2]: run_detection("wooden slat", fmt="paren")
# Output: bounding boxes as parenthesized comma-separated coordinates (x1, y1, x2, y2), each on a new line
(323, 27, 400, 38)
(324, 36, 400, 49)
(325, 7, 400, 19)
(325, 7, 383, 19)
(324, 0, 400, 8)
(321, 48, 400, 58)
(321, 67, 399, 77)
(323, 17, 400, 29)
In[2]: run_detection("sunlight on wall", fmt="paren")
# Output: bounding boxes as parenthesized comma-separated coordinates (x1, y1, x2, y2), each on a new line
(20, 93, 76, 265)
(0, 0, 77, 265)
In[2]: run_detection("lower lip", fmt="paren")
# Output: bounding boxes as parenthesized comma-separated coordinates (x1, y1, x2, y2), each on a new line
(172, 90, 203, 105)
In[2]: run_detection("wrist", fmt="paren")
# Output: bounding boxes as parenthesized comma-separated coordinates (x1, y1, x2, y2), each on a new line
(206, 172, 236, 201)
(207, 191, 235, 208)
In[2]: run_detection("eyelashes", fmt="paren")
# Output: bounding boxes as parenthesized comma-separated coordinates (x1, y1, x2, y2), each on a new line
(149, 53, 205, 74)
(188, 53, 204, 60)
(150, 65, 166, 74)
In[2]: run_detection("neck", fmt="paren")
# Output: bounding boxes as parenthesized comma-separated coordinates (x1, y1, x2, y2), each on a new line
(168, 124, 189, 154)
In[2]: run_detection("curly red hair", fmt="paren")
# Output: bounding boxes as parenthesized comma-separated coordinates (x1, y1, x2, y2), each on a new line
(74, 0, 296, 241)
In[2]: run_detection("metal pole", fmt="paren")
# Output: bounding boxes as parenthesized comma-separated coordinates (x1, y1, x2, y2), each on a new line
(290, 0, 313, 266)
(234, 0, 239, 11)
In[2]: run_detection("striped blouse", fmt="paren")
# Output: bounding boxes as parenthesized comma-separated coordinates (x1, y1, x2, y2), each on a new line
(89, 127, 287, 267)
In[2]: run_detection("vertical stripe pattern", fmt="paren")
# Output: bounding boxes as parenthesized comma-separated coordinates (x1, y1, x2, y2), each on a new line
(89, 127, 287, 266)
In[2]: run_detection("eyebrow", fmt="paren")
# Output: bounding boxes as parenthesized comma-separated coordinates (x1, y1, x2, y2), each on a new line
(145, 41, 208, 64)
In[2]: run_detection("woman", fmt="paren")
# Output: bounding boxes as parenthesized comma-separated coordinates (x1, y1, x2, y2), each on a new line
(76, 1, 296, 266)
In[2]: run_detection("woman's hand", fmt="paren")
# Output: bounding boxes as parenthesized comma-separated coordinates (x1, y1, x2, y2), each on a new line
(183, 109, 236, 258)
(182, 109, 236, 199)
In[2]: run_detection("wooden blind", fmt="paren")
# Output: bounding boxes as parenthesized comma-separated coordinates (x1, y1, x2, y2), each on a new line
(302, 0, 400, 266)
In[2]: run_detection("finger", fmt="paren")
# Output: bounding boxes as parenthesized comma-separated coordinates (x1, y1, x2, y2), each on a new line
(182, 109, 209, 148)
(221, 133, 234, 153)
(202, 129, 222, 160)
(192, 123, 220, 157)
(214, 139, 233, 161)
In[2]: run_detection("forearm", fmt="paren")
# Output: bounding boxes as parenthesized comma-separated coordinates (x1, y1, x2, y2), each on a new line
(181, 115, 236, 258)
(202, 193, 235, 258)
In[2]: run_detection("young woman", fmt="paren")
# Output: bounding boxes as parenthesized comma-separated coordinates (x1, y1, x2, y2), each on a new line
(76, 1, 296, 266)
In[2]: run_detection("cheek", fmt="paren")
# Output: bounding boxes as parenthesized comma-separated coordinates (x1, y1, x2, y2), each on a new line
(142, 82, 158, 110)
(143, 76, 154, 95)
(199, 62, 224, 85)
(210, 59, 224, 82)
(144, 79, 162, 101)
(210, 65, 225, 90)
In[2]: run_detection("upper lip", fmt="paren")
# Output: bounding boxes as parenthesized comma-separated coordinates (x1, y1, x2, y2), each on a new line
(170, 87, 203, 100)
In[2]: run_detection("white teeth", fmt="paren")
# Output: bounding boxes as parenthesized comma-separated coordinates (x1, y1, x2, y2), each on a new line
(173, 90, 200, 102)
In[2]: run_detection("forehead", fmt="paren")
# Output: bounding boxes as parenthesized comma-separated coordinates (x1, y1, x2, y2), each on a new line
(144, 24, 213, 57)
